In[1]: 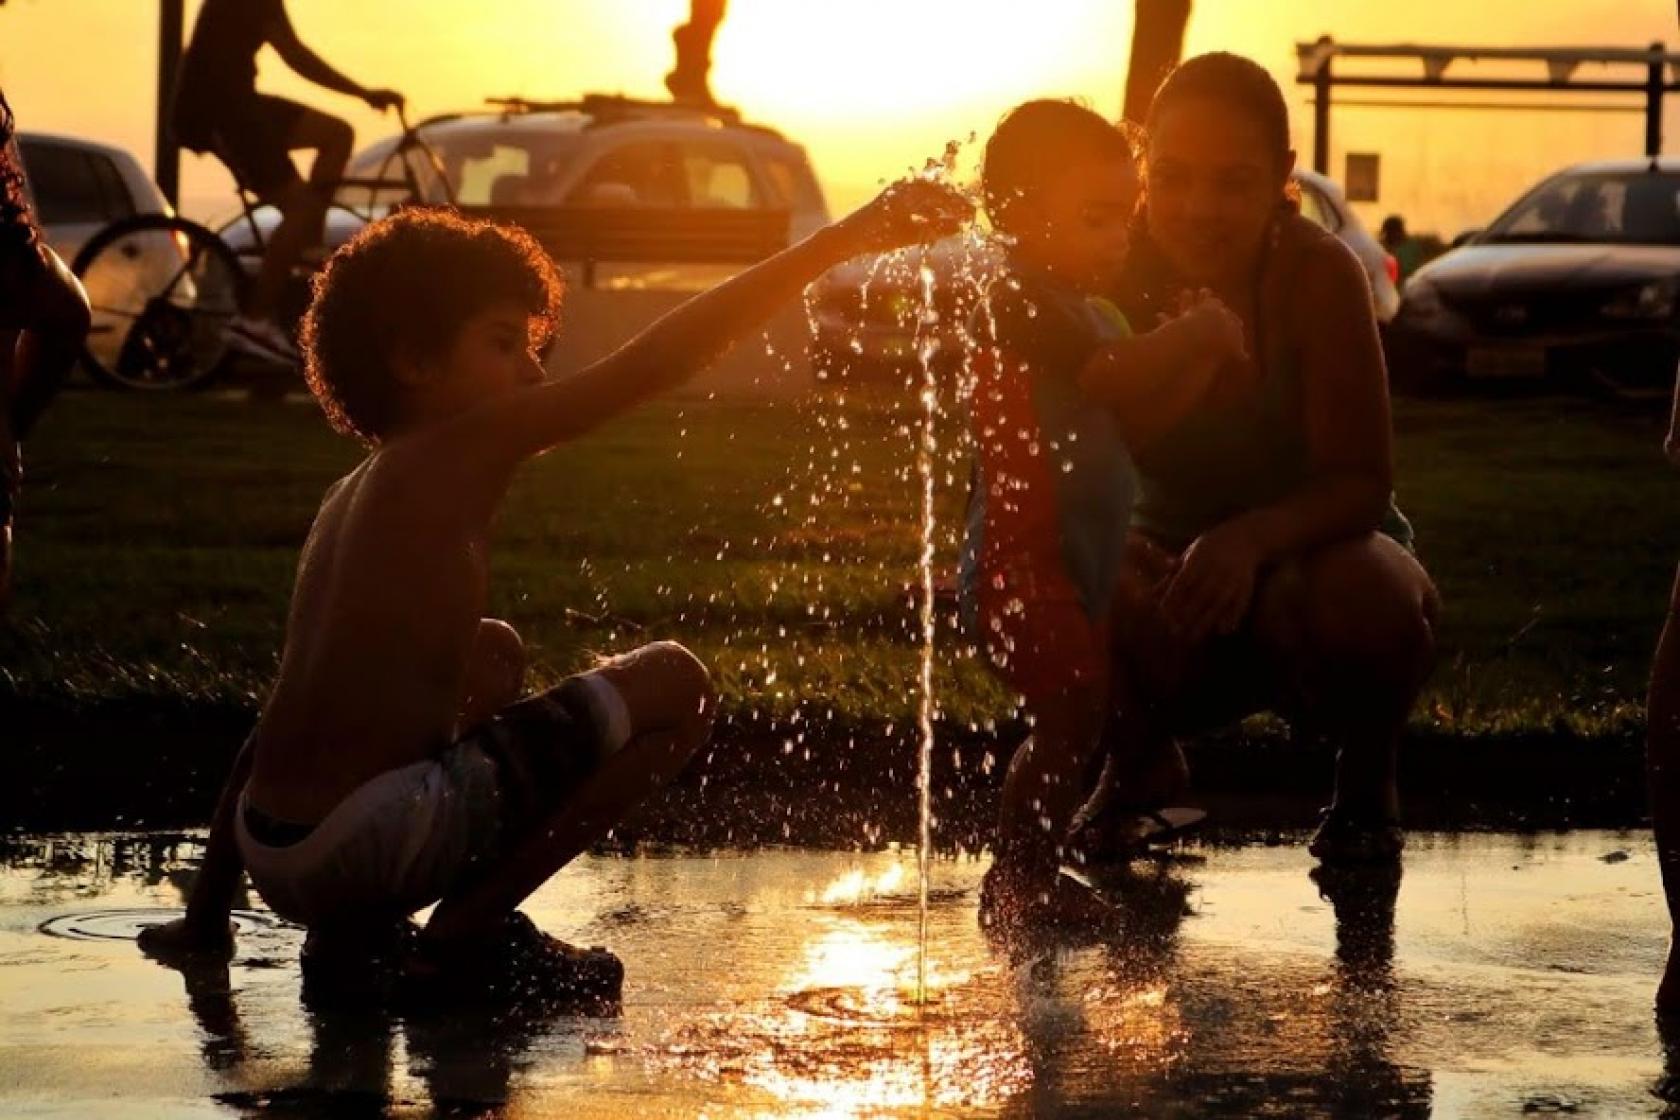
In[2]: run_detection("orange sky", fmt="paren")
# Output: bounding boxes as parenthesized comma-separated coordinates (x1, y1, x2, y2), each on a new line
(1, 0, 1677, 233)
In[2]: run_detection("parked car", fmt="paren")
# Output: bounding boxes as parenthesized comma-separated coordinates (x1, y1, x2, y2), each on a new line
(1295, 167, 1401, 323)
(16, 133, 198, 387)
(222, 94, 831, 292)
(807, 167, 1400, 378)
(1386, 157, 1680, 396)
(14, 131, 170, 261)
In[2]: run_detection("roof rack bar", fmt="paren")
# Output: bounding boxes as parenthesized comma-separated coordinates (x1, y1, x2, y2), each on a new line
(486, 93, 744, 126)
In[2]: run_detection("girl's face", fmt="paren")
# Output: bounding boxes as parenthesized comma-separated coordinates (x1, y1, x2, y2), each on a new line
(1145, 96, 1295, 286)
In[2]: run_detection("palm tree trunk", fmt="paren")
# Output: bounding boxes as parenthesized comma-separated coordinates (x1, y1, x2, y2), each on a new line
(1122, 0, 1192, 124)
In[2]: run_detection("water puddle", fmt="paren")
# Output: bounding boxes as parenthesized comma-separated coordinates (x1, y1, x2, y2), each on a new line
(38, 908, 288, 942)
(1, 834, 1674, 1117)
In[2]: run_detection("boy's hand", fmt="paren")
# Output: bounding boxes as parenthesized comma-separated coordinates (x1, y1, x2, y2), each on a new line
(833, 178, 974, 257)
(138, 915, 236, 967)
(1667, 432, 1680, 470)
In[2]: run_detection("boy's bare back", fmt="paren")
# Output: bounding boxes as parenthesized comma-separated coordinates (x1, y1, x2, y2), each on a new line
(247, 433, 494, 822)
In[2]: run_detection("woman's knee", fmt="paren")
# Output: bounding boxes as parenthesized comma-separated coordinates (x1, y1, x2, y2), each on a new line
(1304, 541, 1436, 691)
(470, 619, 526, 706)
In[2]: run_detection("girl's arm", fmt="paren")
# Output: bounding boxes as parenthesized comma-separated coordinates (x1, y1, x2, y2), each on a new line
(1220, 236, 1393, 562)
(1665, 359, 1680, 469)
(1160, 237, 1392, 640)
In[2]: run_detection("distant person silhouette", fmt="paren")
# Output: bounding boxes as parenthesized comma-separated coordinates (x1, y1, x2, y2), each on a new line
(172, 0, 402, 365)
(0, 89, 90, 610)
(1379, 215, 1422, 286)
(666, 0, 727, 106)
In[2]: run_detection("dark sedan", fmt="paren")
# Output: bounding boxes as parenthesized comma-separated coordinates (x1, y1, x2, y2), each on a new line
(1387, 159, 1680, 397)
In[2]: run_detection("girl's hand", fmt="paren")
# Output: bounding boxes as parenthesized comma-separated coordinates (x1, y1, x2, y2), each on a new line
(835, 178, 973, 256)
(1161, 521, 1266, 642)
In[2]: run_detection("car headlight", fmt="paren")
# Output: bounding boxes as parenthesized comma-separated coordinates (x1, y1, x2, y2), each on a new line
(1400, 279, 1444, 319)
(1602, 277, 1680, 321)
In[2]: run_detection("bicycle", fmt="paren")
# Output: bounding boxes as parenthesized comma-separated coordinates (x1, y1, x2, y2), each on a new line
(71, 106, 458, 392)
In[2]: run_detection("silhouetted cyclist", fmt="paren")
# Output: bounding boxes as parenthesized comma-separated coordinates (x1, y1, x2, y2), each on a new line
(173, 0, 402, 364)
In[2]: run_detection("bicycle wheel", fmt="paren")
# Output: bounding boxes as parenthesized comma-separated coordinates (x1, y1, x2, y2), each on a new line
(72, 214, 249, 391)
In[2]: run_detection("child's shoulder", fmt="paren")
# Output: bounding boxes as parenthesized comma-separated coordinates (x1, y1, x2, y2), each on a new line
(986, 266, 1085, 336)
(982, 266, 1107, 368)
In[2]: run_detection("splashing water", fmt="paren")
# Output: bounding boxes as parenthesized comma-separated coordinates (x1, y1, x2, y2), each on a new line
(906, 136, 996, 1005)
(789, 134, 1000, 1005)
(914, 257, 939, 1005)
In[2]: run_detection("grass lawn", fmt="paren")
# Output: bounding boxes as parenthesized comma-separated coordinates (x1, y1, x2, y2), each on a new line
(2, 385, 1675, 744)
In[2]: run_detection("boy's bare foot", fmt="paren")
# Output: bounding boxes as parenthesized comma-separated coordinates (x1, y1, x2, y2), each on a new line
(137, 915, 237, 966)
(300, 919, 418, 1007)
(979, 863, 1126, 942)
(409, 911, 623, 1013)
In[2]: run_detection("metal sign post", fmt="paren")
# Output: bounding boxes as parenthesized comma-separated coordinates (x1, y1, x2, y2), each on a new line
(1297, 38, 1680, 175)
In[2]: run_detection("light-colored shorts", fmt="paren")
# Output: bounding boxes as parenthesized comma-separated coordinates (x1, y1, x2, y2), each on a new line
(235, 674, 627, 927)
(236, 744, 505, 927)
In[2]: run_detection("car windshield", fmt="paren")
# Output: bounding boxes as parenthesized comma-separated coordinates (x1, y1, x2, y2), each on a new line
(1483, 170, 1680, 245)
(344, 127, 583, 208)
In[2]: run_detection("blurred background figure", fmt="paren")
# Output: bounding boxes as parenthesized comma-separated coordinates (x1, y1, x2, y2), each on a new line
(666, 0, 728, 106)
(173, 0, 402, 365)
(1379, 214, 1423, 287)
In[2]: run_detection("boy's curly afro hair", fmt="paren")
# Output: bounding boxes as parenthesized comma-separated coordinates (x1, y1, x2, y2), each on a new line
(299, 208, 563, 444)
(0, 89, 41, 253)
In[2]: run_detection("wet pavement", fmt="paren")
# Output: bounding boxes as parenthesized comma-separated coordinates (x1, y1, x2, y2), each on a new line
(0, 831, 1674, 1118)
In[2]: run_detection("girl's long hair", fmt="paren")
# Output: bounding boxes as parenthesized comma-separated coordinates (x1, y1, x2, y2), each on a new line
(0, 89, 42, 251)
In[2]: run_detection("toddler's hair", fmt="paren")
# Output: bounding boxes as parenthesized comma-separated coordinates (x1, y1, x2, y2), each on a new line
(982, 99, 1135, 236)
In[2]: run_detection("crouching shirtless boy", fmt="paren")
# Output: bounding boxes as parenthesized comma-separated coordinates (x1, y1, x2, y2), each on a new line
(140, 183, 968, 1000)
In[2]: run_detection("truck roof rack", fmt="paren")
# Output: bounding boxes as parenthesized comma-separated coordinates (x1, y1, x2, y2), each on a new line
(483, 94, 784, 139)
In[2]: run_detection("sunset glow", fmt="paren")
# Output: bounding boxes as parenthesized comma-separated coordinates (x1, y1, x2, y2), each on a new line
(1, 1, 1677, 232)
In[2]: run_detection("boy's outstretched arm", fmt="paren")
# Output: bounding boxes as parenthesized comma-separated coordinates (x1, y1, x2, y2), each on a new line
(484, 179, 970, 462)
(137, 735, 256, 964)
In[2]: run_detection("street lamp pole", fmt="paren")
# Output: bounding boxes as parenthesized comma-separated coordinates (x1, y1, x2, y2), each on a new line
(156, 0, 184, 209)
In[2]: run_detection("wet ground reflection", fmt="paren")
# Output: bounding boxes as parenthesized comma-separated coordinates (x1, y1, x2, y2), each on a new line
(0, 833, 1671, 1117)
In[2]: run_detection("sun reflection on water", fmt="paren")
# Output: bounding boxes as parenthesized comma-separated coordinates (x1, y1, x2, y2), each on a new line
(656, 911, 1030, 1116)
(810, 862, 908, 908)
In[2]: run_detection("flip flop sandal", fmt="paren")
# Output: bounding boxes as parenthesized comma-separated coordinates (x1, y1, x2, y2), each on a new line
(1071, 805, 1208, 863)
